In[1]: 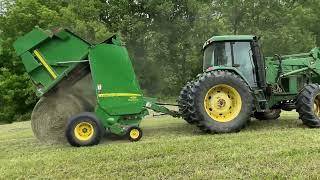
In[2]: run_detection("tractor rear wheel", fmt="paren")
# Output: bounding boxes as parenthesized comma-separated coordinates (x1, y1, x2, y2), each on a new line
(254, 109, 281, 120)
(188, 71, 253, 133)
(178, 81, 197, 124)
(296, 84, 320, 127)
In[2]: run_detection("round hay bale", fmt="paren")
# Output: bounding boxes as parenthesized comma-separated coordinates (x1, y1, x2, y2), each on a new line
(70, 74, 96, 108)
(31, 74, 97, 144)
(31, 93, 83, 144)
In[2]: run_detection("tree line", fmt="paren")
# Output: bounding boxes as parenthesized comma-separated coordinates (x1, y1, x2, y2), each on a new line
(1, 0, 320, 123)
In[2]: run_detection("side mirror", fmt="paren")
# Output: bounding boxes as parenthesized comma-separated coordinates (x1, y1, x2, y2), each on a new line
(274, 54, 282, 63)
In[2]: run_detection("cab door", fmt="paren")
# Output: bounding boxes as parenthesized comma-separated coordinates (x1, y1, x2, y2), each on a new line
(231, 41, 257, 87)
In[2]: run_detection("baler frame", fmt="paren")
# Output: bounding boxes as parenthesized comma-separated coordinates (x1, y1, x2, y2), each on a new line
(14, 27, 181, 146)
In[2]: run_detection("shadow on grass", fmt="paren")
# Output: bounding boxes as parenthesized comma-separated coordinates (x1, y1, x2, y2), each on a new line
(46, 112, 308, 146)
(99, 118, 204, 145)
(245, 112, 307, 132)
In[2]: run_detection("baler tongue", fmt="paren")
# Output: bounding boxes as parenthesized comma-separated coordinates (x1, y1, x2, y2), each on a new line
(13, 28, 96, 143)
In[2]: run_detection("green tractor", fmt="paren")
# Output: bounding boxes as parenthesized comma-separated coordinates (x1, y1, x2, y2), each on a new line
(13, 27, 320, 147)
(179, 35, 320, 133)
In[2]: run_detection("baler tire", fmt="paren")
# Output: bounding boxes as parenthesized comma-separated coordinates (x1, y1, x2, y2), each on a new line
(178, 81, 197, 124)
(296, 84, 320, 127)
(127, 126, 143, 142)
(254, 109, 281, 120)
(65, 112, 104, 147)
(188, 71, 253, 133)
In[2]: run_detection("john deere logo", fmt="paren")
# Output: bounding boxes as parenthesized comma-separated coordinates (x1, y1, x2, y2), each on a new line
(128, 96, 138, 102)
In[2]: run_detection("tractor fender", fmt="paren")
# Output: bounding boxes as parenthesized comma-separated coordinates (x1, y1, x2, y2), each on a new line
(205, 67, 253, 90)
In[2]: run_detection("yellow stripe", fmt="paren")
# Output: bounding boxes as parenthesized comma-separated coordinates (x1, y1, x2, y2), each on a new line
(98, 93, 142, 98)
(33, 50, 57, 79)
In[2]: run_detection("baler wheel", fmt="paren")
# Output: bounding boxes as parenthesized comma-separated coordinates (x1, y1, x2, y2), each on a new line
(188, 71, 253, 133)
(65, 112, 104, 147)
(127, 127, 143, 142)
(254, 109, 281, 120)
(296, 84, 320, 127)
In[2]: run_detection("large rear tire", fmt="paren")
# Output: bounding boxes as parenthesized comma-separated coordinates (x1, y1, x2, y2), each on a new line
(296, 84, 320, 127)
(178, 81, 197, 124)
(188, 71, 253, 133)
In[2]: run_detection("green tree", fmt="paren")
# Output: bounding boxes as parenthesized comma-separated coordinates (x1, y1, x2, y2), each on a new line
(212, 0, 316, 55)
(0, 0, 320, 123)
(0, 0, 61, 123)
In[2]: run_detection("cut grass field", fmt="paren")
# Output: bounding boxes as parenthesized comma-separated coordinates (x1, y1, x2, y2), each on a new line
(1, 111, 320, 179)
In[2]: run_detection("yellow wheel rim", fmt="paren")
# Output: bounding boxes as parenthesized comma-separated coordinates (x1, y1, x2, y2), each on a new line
(130, 129, 140, 139)
(314, 94, 320, 117)
(204, 84, 242, 122)
(74, 122, 94, 141)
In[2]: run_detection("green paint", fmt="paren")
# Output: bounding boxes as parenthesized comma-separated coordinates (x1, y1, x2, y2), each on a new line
(17, 27, 320, 136)
(89, 41, 145, 116)
(202, 34, 320, 111)
(88, 35, 148, 135)
(280, 67, 309, 78)
(289, 76, 298, 93)
(13, 28, 49, 56)
(14, 27, 177, 136)
(20, 52, 40, 73)
(13, 28, 90, 96)
(203, 35, 255, 49)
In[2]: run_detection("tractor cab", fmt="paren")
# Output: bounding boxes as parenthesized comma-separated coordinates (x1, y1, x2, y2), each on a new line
(202, 35, 266, 89)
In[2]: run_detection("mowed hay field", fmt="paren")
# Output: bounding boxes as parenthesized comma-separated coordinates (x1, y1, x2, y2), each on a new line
(1, 112, 320, 179)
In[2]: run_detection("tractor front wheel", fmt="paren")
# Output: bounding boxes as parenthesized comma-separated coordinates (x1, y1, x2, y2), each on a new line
(65, 112, 104, 147)
(296, 84, 320, 127)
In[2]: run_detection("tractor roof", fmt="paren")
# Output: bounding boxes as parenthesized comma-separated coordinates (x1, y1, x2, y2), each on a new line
(203, 35, 256, 49)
